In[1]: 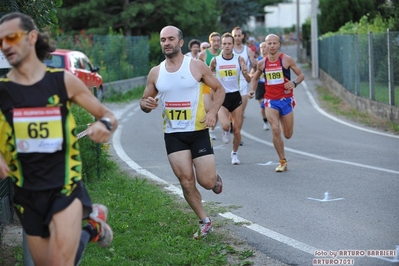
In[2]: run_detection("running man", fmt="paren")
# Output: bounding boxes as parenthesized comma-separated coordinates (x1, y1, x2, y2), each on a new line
(249, 34, 304, 172)
(185, 38, 201, 59)
(255, 41, 269, 131)
(232, 27, 256, 118)
(0, 12, 117, 265)
(140, 26, 225, 239)
(210, 32, 251, 165)
(198, 32, 222, 140)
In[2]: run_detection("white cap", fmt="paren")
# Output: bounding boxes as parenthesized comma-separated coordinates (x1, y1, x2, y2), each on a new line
(200, 42, 210, 48)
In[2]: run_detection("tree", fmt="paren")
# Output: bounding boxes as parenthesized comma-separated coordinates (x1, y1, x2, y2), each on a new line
(318, 0, 374, 34)
(56, 0, 285, 37)
(57, 0, 221, 36)
(218, 0, 284, 32)
(17, 0, 63, 30)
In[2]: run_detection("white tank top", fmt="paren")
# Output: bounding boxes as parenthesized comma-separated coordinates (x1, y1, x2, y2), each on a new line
(233, 45, 250, 80)
(156, 56, 206, 133)
(215, 54, 241, 93)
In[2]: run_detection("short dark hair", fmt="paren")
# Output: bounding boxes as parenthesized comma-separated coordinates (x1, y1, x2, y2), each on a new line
(177, 28, 183, 40)
(208, 32, 220, 43)
(221, 32, 234, 44)
(188, 39, 201, 49)
(0, 12, 55, 61)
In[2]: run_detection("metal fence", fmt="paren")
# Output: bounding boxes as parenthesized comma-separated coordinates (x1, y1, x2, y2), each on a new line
(55, 34, 150, 83)
(319, 30, 399, 106)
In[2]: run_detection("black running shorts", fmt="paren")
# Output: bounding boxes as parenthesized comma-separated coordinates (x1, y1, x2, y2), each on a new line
(255, 82, 266, 100)
(164, 129, 214, 159)
(222, 91, 242, 112)
(13, 181, 92, 237)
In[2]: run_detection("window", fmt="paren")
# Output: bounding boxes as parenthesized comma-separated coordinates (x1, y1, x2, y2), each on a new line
(43, 55, 65, 68)
(82, 58, 92, 71)
(71, 54, 82, 69)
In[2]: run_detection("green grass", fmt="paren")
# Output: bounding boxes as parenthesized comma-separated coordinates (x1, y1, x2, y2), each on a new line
(105, 86, 146, 103)
(316, 85, 399, 134)
(358, 82, 399, 105)
(81, 168, 233, 265)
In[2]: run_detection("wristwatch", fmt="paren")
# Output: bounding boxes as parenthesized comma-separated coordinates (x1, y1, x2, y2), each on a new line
(293, 81, 298, 88)
(99, 118, 113, 131)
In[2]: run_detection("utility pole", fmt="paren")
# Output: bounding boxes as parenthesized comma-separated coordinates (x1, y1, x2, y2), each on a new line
(311, 0, 319, 78)
(296, 0, 301, 62)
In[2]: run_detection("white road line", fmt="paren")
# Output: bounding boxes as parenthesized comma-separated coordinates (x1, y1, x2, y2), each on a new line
(301, 81, 399, 139)
(110, 84, 397, 257)
(241, 130, 399, 175)
(219, 212, 317, 255)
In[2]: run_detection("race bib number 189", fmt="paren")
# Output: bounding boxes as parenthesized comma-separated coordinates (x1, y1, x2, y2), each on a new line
(13, 107, 63, 153)
(266, 67, 284, 85)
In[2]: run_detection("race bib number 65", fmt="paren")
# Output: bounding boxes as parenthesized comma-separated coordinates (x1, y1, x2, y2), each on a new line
(13, 107, 63, 153)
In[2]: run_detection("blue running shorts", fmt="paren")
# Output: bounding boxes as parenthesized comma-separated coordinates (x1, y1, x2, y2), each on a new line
(264, 97, 296, 116)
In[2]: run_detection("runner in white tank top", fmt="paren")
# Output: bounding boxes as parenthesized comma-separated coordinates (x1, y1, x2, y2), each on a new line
(210, 32, 251, 165)
(156, 56, 205, 133)
(140, 26, 226, 239)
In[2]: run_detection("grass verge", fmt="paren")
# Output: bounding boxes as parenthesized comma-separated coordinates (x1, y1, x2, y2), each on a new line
(80, 166, 260, 266)
(315, 85, 399, 134)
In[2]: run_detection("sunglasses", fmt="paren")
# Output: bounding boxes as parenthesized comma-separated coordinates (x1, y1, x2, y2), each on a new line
(0, 31, 29, 50)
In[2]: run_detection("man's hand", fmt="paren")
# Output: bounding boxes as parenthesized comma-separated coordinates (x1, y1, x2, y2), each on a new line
(248, 90, 255, 99)
(87, 122, 112, 143)
(200, 112, 217, 129)
(141, 96, 159, 112)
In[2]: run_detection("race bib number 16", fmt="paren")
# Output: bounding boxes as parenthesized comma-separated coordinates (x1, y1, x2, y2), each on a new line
(13, 107, 63, 153)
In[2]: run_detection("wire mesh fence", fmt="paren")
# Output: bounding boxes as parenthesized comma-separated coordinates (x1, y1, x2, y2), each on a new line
(319, 31, 399, 106)
(55, 34, 150, 83)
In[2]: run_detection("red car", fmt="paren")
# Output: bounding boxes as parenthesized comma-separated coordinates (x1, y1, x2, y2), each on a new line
(44, 49, 104, 101)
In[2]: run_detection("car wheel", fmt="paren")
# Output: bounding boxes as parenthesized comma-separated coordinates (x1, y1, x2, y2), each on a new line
(96, 86, 104, 102)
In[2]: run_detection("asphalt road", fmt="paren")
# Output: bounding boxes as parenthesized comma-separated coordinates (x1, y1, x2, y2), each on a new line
(109, 45, 399, 266)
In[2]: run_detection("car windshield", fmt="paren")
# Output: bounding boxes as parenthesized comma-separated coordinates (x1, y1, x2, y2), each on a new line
(44, 54, 65, 68)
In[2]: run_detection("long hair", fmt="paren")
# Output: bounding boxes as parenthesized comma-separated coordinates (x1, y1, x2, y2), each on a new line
(0, 12, 56, 61)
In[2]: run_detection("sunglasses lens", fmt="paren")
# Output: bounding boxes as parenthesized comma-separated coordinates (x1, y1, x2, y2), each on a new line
(7, 32, 22, 44)
(0, 32, 25, 49)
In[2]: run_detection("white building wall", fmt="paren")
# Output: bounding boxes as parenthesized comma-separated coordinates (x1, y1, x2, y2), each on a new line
(265, 1, 312, 29)
(245, 1, 312, 32)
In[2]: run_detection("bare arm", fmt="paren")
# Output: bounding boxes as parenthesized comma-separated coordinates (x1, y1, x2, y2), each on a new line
(283, 55, 305, 90)
(65, 71, 118, 143)
(247, 48, 257, 68)
(198, 50, 206, 62)
(199, 61, 225, 128)
(140, 66, 160, 113)
(248, 58, 265, 98)
(0, 154, 10, 179)
(239, 56, 251, 83)
(209, 57, 216, 73)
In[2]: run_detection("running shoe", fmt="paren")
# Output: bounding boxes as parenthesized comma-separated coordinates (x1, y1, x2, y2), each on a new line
(193, 218, 213, 239)
(212, 173, 223, 194)
(88, 204, 114, 248)
(263, 122, 270, 131)
(275, 159, 287, 172)
(222, 131, 230, 144)
(231, 152, 240, 165)
(239, 141, 244, 146)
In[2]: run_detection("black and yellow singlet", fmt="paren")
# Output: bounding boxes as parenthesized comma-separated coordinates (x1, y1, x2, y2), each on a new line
(0, 68, 81, 193)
